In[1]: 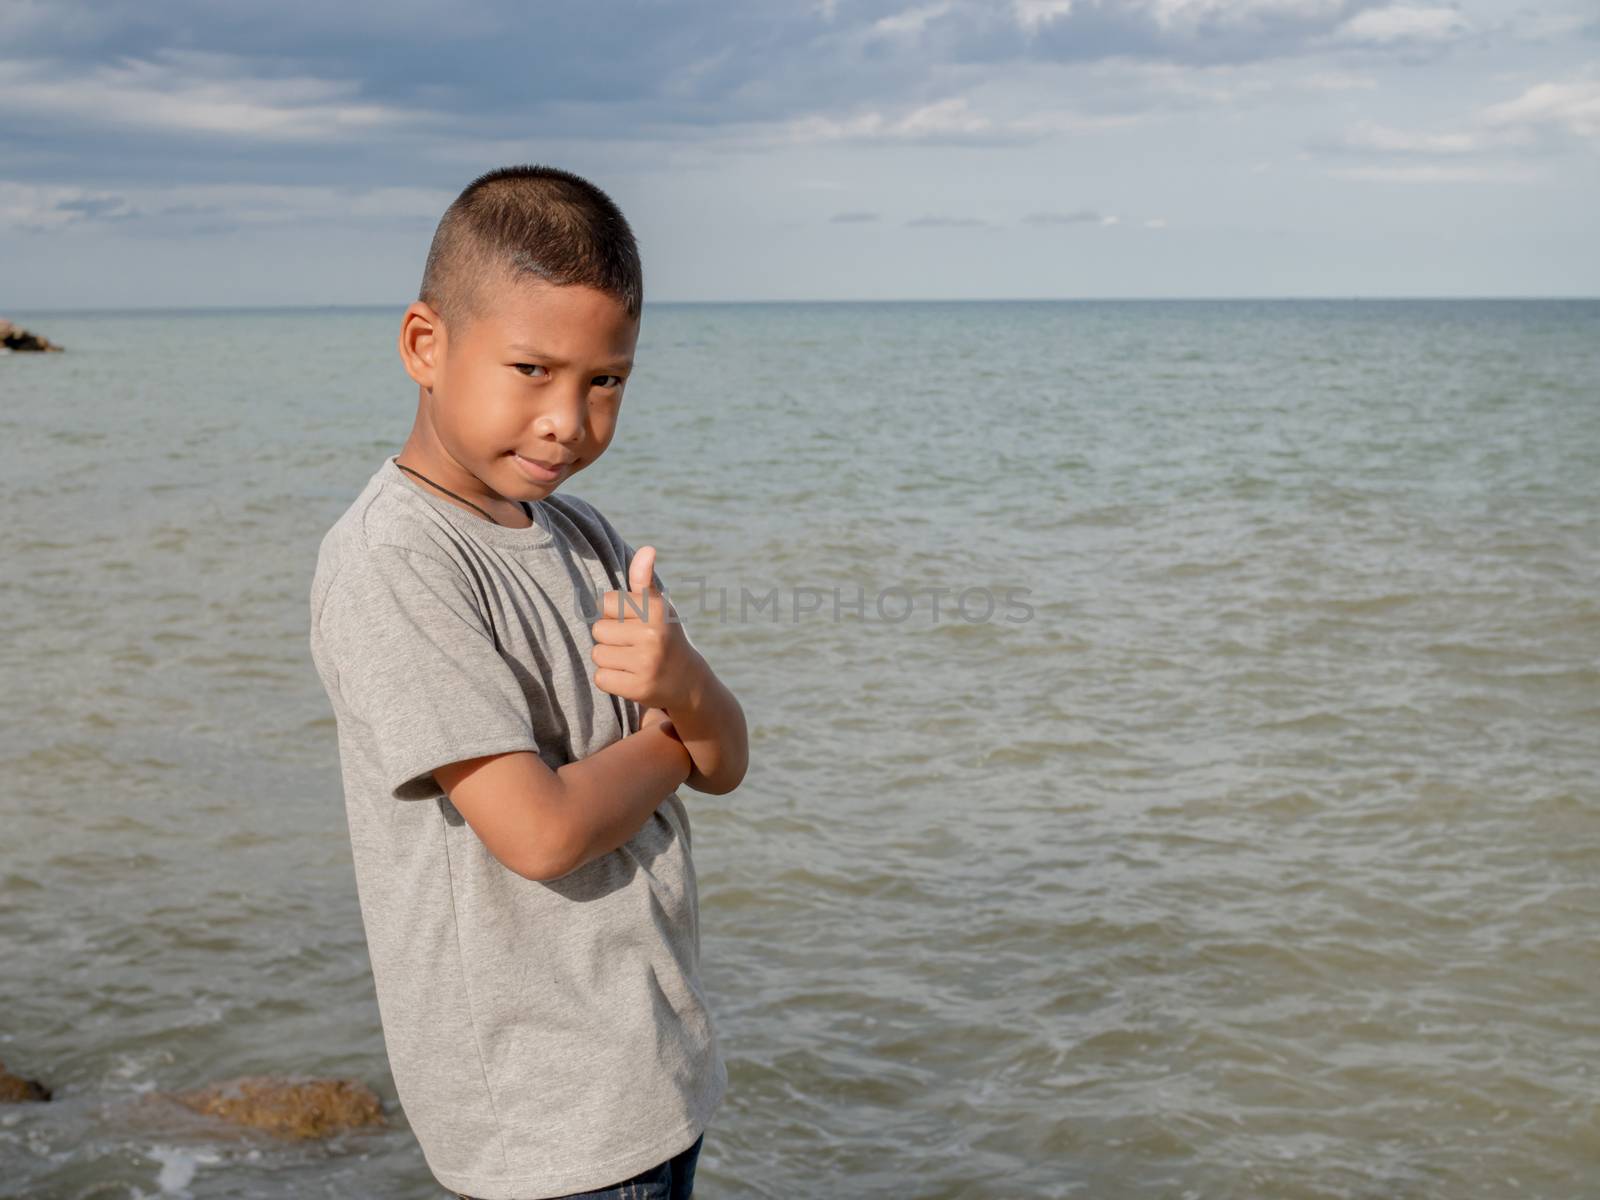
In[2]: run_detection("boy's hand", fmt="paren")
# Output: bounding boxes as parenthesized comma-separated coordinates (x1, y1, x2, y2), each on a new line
(639, 705, 682, 742)
(590, 546, 706, 714)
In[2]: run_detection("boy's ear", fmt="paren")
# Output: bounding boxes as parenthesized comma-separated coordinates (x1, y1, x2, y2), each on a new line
(398, 301, 444, 392)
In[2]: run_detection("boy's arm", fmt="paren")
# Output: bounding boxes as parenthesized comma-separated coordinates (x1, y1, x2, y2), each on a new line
(665, 651, 749, 796)
(591, 542, 749, 796)
(318, 544, 694, 880)
(436, 724, 692, 882)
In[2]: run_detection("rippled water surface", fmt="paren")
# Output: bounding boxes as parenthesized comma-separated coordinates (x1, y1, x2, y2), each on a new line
(1, 300, 1597, 1199)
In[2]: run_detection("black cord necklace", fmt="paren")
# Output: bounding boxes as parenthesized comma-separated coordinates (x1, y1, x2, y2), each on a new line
(394, 460, 531, 526)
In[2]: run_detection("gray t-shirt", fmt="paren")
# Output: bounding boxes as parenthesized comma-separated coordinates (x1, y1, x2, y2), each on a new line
(307, 454, 726, 1199)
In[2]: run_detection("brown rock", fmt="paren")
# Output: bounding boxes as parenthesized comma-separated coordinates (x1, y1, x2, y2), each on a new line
(0, 1058, 51, 1103)
(0, 319, 64, 352)
(156, 1075, 387, 1139)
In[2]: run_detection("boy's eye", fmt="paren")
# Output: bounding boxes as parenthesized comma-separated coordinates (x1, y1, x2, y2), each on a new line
(515, 364, 623, 389)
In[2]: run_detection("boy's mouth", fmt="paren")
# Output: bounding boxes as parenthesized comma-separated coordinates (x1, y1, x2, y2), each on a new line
(512, 452, 567, 483)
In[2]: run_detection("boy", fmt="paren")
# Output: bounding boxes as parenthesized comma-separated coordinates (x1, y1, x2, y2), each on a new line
(307, 164, 747, 1200)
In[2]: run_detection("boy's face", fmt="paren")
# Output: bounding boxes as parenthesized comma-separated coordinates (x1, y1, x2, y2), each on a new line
(401, 274, 639, 504)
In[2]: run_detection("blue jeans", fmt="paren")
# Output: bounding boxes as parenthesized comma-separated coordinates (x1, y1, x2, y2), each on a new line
(454, 1132, 703, 1200)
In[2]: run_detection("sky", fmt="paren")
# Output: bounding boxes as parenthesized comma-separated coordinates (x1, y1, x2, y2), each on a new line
(2, 0, 1597, 308)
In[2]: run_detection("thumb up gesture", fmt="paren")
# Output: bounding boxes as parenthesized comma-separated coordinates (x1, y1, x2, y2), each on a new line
(590, 545, 702, 713)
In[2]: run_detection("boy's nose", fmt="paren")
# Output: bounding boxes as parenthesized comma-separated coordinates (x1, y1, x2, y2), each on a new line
(534, 389, 585, 443)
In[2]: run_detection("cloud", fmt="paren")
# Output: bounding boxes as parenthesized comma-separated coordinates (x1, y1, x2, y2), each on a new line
(1480, 79, 1600, 141)
(776, 51, 1385, 152)
(1331, 5, 1471, 45)
(1001, 0, 1395, 66)
(1297, 69, 1379, 90)
(0, 49, 425, 142)
(1505, 10, 1599, 43)
(995, 107, 1151, 134)
(1315, 118, 1507, 155)
(1015, 0, 1364, 38)
(867, 2, 956, 39)
(0, 179, 450, 234)
(1144, 0, 1353, 32)
(1068, 59, 1279, 108)
(1022, 208, 1109, 224)
(0, 0, 1589, 260)
(1324, 162, 1541, 182)
(1308, 71, 1600, 179)
(785, 96, 1038, 145)
(906, 214, 990, 226)
(1012, 0, 1076, 34)
(0, 0, 1476, 189)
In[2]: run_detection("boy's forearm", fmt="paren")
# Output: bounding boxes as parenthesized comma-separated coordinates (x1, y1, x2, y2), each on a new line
(666, 654, 749, 795)
(550, 725, 693, 877)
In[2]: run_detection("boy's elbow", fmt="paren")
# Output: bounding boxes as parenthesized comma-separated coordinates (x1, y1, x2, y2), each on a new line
(693, 754, 748, 796)
(517, 819, 582, 882)
(443, 752, 579, 882)
(518, 848, 574, 883)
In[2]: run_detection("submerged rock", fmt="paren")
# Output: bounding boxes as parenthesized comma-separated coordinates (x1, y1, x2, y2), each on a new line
(0, 1058, 51, 1102)
(146, 1074, 387, 1139)
(0, 318, 65, 352)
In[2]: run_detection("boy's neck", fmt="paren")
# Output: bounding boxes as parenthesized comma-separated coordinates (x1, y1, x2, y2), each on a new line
(395, 435, 533, 529)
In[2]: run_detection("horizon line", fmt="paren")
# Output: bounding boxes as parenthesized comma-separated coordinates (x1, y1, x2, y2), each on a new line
(6, 294, 1599, 316)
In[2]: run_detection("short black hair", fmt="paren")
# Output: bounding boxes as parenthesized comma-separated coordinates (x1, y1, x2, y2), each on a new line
(418, 164, 643, 334)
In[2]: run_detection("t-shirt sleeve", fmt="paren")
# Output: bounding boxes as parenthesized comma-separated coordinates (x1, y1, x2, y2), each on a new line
(318, 544, 545, 801)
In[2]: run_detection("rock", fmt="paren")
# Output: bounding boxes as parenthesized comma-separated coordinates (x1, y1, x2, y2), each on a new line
(0, 1058, 51, 1103)
(0, 317, 64, 352)
(146, 1075, 387, 1139)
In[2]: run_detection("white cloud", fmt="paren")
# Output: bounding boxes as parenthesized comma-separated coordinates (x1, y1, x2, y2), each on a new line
(1296, 70, 1379, 91)
(1009, 108, 1149, 134)
(1325, 162, 1541, 182)
(1315, 73, 1600, 176)
(1022, 209, 1104, 224)
(1013, 0, 1351, 37)
(1147, 0, 1349, 29)
(1335, 119, 1493, 155)
(787, 96, 1007, 143)
(1332, 5, 1471, 44)
(1508, 10, 1595, 43)
(1106, 60, 1277, 106)
(0, 50, 425, 141)
(1013, 0, 1076, 34)
(867, 2, 954, 38)
(1480, 79, 1600, 141)
(0, 181, 105, 231)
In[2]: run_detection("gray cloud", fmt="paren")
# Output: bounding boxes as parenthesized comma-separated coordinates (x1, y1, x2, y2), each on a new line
(0, 0, 1421, 195)
(829, 210, 881, 223)
(1022, 209, 1104, 225)
(1303, 73, 1600, 170)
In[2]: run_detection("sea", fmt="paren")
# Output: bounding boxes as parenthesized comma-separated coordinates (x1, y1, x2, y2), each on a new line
(0, 299, 1596, 1199)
